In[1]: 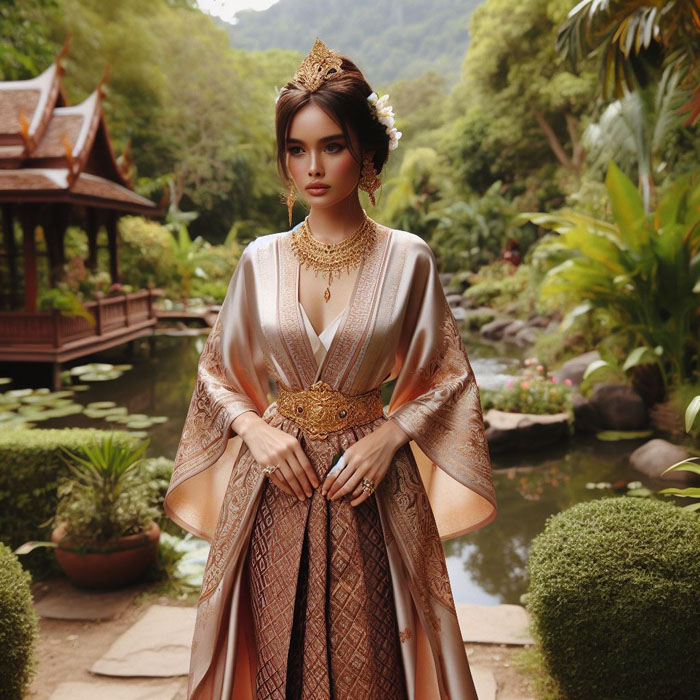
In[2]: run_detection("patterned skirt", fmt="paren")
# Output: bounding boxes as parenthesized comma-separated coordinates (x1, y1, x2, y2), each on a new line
(243, 435, 408, 699)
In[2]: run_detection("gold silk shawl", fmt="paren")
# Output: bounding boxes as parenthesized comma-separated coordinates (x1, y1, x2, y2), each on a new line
(164, 222, 497, 699)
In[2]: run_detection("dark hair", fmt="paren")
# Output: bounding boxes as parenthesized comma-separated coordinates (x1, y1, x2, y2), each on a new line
(275, 55, 390, 185)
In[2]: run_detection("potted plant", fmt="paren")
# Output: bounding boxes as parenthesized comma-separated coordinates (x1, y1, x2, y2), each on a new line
(19, 433, 162, 589)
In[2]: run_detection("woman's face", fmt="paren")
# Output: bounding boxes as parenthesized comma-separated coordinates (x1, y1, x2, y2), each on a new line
(285, 101, 363, 209)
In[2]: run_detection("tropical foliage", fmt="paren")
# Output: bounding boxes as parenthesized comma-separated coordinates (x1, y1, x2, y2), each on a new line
(519, 161, 700, 390)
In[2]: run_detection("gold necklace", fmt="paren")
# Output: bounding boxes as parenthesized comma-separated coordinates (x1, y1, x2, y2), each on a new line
(291, 212, 377, 302)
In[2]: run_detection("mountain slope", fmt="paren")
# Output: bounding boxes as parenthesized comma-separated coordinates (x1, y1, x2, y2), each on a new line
(217, 0, 485, 88)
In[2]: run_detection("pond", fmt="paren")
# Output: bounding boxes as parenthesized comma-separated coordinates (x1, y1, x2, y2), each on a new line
(2, 327, 671, 605)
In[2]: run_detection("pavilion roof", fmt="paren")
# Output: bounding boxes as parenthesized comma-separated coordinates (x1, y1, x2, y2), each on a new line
(0, 56, 163, 215)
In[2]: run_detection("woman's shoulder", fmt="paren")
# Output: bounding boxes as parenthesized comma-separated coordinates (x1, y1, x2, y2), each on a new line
(385, 227, 435, 260)
(240, 230, 289, 258)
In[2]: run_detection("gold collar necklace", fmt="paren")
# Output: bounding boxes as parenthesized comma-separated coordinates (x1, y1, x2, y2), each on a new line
(290, 212, 377, 302)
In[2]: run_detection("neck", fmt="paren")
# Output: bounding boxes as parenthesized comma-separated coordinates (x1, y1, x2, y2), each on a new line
(306, 189, 367, 244)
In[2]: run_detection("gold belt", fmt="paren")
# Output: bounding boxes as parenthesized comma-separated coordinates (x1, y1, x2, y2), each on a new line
(276, 380, 384, 440)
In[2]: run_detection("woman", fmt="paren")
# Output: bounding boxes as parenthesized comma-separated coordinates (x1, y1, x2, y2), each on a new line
(163, 38, 498, 700)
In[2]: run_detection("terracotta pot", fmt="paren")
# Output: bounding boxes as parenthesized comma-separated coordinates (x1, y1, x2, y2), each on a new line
(51, 520, 160, 590)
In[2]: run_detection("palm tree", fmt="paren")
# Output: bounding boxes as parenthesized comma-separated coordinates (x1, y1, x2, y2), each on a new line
(556, 0, 700, 126)
(582, 65, 688, 211)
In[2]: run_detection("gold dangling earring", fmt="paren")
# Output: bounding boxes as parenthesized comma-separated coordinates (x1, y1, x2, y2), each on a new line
(286, 180, 296, 227)
(358, 153, 381, 206)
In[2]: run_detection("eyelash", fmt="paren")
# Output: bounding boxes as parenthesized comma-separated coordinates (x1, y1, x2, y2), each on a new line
(287, 143, 344, 156)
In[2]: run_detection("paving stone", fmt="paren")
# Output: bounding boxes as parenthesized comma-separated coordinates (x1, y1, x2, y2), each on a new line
(470, 665, 497, 700)
(49, 679, 184, 700)
(33, 577, 146, 620)
(457, 603, 535, 645)
(90, 604, 197, 677)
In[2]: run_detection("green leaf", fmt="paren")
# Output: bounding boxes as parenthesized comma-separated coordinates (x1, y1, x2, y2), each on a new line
(685, 396, 700, 433)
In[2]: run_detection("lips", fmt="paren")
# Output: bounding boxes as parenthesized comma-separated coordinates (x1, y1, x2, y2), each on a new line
(306, 182, 329, 194)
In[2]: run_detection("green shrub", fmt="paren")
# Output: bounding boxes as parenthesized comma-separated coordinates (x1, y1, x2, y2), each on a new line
(525, 497, 700, 700)
(0, 428, 143, 574)
(0, 542, 39, 699)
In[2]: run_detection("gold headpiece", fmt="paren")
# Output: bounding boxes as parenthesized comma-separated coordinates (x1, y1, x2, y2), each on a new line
(290, 38, 344, 92)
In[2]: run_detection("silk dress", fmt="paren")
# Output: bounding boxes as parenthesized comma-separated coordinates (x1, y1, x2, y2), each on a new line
(163, 220, 498, 699)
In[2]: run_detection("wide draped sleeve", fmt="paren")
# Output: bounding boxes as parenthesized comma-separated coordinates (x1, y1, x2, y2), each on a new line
(163, 243, 270, 541)
(386, 238, 497, 540)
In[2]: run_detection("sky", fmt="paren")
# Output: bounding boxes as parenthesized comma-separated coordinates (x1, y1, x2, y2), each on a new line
(195, 0, 280, 24)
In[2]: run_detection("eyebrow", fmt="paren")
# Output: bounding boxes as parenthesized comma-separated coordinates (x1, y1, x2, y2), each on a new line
(286, 133, 346, 145)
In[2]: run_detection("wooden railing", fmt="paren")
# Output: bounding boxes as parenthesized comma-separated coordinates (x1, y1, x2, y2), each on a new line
(0, 289, 163, 347)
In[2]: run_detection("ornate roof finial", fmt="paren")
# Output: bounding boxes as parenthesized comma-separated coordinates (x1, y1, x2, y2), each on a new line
(291, 38, 344, 92)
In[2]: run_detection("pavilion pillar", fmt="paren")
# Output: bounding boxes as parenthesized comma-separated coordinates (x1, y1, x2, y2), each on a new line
(86, 207, 99, 272)
(106, 211, 120, 283)
(46, 204, 62, 288)
(19, 209, 38, 313)
(1, 204, 19, 310)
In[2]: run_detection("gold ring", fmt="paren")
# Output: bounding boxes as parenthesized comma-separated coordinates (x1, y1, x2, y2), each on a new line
(361, 477, 375, 494)
(262, 465, 278, 476)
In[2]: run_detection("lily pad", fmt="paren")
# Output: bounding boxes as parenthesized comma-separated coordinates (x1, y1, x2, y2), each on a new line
(149, 416, 169, 424)
(86, 401, 117, 409)
(0, 378, 12, 385)
(79, 370, 123, 381)
(596, 429, 654, 441)
(70, 363, 116, 376)
(125, 419, 153, 429)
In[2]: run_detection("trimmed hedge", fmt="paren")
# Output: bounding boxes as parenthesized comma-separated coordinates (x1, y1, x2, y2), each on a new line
(525, 497, 700, 700)
(0, 428, 145, 574)
(0, 542, 39, 699)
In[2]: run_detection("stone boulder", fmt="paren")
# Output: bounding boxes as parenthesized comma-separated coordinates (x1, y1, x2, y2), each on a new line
(480, 318, 512, 340)
(630, 439, 700, 484)
(502, 319, 528, 340)
(484, 408, 571, 454)
(571, 391, 605, 433)
(553, 350, 601, 387)
(589, 383, 648, 430)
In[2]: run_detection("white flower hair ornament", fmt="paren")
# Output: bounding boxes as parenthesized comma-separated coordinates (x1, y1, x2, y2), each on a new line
(367, 92, 402, 151)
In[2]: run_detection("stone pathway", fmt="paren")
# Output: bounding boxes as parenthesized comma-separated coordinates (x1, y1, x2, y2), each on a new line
(34, 581, 536, 700)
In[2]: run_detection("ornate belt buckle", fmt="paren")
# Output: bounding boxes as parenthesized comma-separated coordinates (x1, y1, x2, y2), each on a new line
(294, 380, 349, 440)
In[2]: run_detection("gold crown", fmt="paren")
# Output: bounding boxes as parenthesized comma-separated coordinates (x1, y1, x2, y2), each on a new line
(290, 38, 344, 92)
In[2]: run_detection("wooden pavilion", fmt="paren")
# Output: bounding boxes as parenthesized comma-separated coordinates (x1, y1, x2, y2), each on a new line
(0, 45, 166, 388)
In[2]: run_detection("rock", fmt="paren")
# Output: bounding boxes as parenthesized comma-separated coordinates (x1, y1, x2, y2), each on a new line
(630, 439, 700, 483)
(512, 326, 539, 347)
(526, 313, 551, 328)
(484, 408, 571, 454)
(460, 294, 481, 310)
(571, 392, 605, 433)
(553, 350, 601, 386)
(589, 383, 647, 430)
(502, 320, 528, 340)
(456, 603, 535, 645)
(446, 293, 463, 308)
(439, 272, 453, 287)
(91, 604, 197, 677)
(480, 318, 512, 340)
(452, 306, 468, 322)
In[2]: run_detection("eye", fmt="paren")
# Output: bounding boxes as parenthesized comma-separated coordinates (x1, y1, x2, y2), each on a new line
(325, 142, 344, 153)
(287, 145, 303, 156)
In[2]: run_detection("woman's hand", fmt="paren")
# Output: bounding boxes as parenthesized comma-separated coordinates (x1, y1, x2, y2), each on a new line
(321, 420, 411, 507)
(232, 411, 319, 501)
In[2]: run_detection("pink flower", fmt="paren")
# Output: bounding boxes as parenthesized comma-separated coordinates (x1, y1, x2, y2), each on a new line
(507, 378, 514, 388)
(537, 364, 544, 372)
(551, 376, 557, 383)
(521, 381, 529, 389)
(564, 378, 572, 386)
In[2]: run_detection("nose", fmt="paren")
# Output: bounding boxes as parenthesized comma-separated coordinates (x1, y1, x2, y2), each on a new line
(308, 150, 323, 177)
